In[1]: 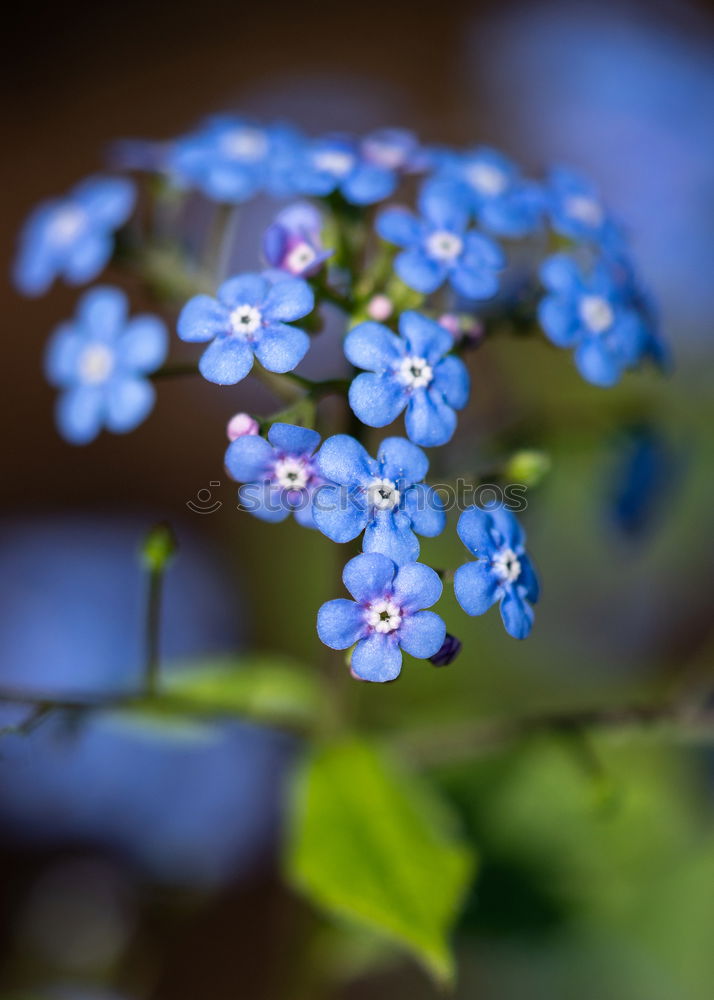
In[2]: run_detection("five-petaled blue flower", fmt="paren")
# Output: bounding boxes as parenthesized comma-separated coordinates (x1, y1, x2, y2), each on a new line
(293, 133, 400, 206)
(177, 273, 314, 385)
(376, 179, 504, 298)
(262, 202, 334, 278)
(432, 146, 544, 238)
(14, 176, 135, 297)
(225, 422, 322, 528)
(454, 506, 539, 639)
(44, 286, 167, 445)
(314, 435, 445, 565)
(538, 253, 649, 387)
(345, 311, 470, 447)
(545, 166, 622, 249)
(317, 552, 446, 682)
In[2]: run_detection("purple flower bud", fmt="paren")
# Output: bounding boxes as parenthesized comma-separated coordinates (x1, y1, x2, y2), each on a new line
(227, 413, 259, 440)
(429, 633, 462, 666)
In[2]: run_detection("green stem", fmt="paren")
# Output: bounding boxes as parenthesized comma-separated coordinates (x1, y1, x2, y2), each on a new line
(144, 566, 164, 697)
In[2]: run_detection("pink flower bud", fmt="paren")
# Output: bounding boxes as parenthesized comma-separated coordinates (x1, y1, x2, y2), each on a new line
(227, 413, 259, 441)
(438, 313, 461, 337)
(367, 294, 393, 322)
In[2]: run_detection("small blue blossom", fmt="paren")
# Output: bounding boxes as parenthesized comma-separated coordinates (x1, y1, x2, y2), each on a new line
(345, 310, 470, 447)
(545, 166, 622, 248)
(14, 176, 135, 297)
(538, 253, 650, 387)
(454, 506, 539, 640)
(376, 179, 504, 298)
(317, 552, 446, 682)
(431, 146, 544, 237)
(225, 422, 322, 528)
(44, 286, 167, 445)
(313, 435, 446, 565)
(360, 128, 425, 174)
(177, 273, 314, 385)
(169, 116, 301, 202)
(293, 133, 399, 206)
(262, 202, 334, 278)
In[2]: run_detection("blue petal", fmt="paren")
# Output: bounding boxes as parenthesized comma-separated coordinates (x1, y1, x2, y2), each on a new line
(267, 423, 320, 455)
(404, 483, 446, 537)
(316, 434, 377, 486)
(517, 553, 540, 604)
(377, 437, 429, 485)
(454, 560, 499, 616)
(275, 201, 322, 232)
(116, 316, 168, 373)
(500, 588, 534, 639)
(404, 390, 457, 447)
(199, 337, 254, 385)
(225, 434, 274, 482)
(293, 496, 318, 529)
(433, 355, 470, 409)
(351, 634, 402, 682)
(104, 376, 155, 433)
(342, 551, 396, 603)
(419, 179, 469, 231)
(462, 231, 505, 269)
(344, 322, 405, 372)
(317, 599, 366, 650)
(263, 277, 314, 321)
(575, 338, 620, 386)
(395, 248, 445, 294)
(450, 264, 499, 301)
(312, 485, 369, 543)
(376, 207, 422, 247)
(349, 373, 407, 428)
(457, 507, 496, 557)
(262, 222, 288, 268)
(392, 561, 443, 612)
(488, 508, 525, 549)
(538, 297, 579, 347)
(217, 273, 269, 309)
(55, 386, 105, 445)
(73, 176, 136, 228)
(178, 295, 229, 343)
(363, 509, 420, 566)
(44, 323, 84, 386)
(398, 610, 446, 659)
(239, 482, 291, 522)
(64, 233, 113, 285)
(399, 311, 453, 363)
(78, 286, 127, 340)
(341, 164, 396, 205)
(540, 254, 581, 294)
(13, 241, 56, 296)
(255, 322, 309, 373)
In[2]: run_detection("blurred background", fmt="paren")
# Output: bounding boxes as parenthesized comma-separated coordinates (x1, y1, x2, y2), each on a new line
(2, 0, 714, 997)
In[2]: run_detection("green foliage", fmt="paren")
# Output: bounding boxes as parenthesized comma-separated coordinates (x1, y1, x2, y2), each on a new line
(285, 738, 475, 984)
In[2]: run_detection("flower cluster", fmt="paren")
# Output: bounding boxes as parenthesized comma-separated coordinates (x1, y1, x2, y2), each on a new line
(14, 112, 668, 681)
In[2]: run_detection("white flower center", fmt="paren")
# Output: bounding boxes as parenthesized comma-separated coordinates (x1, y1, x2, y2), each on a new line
(397, 355, 433, 390)
(492, 547, 522, 584)
(564, 194, 603, 227)
(78, 343, 115, 384)
(49, 206, 86, 244)
(274, 456, 310, 491)
(365, 598, 402, 634)
(220, 127, 268, 162)
(313, 149, 355, 178)
(579, 295, 614, 334)
(466, 162, 508, 196)
(229, 304, 262, 337)
(284, 242, 317, 274)
(426, 230, 463, 261)
(367, 477, 401, 511)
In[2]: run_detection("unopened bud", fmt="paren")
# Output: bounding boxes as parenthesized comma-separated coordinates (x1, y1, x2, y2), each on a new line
(367, 294, 393, 322)
(429, 633, 462, 666)
(227, 413, 260, 441)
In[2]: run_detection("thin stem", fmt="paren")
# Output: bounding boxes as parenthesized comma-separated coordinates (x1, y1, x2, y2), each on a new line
(144, 567, 164, 696)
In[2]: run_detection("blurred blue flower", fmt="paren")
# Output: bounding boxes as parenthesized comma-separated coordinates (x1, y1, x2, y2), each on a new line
(225, 422, 322, 528)
(538, 252, 651, 386)
(14, 176, 135, 297)
(317, 552, 445, 682)
(376, 178, 504, 298)
(608, 424, 676, 539)
(293, 133, 399, 205)
(45, 287, 167, 445)
(314, 434, 445, 565)
(360, 127, 425, 173)
(432, 146, 544, 237)
(454, 506, 539, 639)
(262, 202, 334, 278)
(177, 273, 313, 385)
(545, 166, 622, 248)
(345, 310, 470, 446)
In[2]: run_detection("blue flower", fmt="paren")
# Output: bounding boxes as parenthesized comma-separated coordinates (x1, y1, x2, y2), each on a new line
(538, 253, 650, 387)
(432, 146, 544, 237)
(14, 176, 135, 297)
(345, 311, 470, 447)
(376, 179, 504, 298)
(293, 133, 399, 206)
(313, 435, 446, 565)
(454, 507, 539, 640)
(177, 273, 314, 385)
(262, 202, 334, 278)
(225, 422, 322, 528)
(169, 116, 301, 202)
(317, 552, 445, 682)
(44, 286, 167, 445)
(360, 128, 425, 174)
(545, 166, 622, 248)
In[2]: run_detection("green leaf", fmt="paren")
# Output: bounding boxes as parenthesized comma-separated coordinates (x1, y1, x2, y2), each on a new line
(285, 738, 475, 984)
